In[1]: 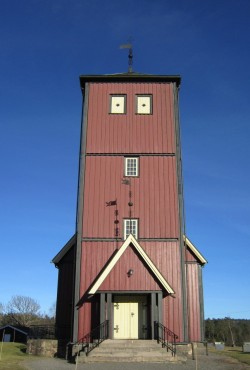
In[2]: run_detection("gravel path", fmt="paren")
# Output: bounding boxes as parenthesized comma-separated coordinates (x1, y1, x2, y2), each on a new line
(22, 352, 250, 370)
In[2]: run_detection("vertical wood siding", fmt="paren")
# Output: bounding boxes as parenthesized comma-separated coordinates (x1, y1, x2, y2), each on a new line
(143, 242, 184, 341)
(186, 263, 201, 341)
(185, 247, 199, 263)
(78, 302, 92, 339)
(80, 241, 181, 292)
(77, 79, 185, 342)
(79, 240, 184, 341)
(56, 247, 75, 343)
(86, 83, 176, 154)
(82, 156, 179, 238)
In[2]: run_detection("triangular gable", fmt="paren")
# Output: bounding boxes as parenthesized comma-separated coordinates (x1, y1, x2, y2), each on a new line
(0, 325, 28, 335)
(184, 236, 207, 265)
(88, 234, 175, 295)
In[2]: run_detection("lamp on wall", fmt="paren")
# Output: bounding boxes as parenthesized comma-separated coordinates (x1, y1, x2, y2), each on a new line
(128, 269, 134, 277)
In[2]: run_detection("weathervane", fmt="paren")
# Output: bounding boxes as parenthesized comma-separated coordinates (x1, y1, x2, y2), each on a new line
(122, 178, 133, 235)
(106, 199, 119, 246)
(120, 38, 133, 73)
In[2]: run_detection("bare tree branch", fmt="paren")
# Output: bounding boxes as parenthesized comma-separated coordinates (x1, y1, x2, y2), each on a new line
(6, 295, 41, 326)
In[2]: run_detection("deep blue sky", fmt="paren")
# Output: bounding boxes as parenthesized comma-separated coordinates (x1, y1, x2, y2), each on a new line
(1, 0, 250, 319)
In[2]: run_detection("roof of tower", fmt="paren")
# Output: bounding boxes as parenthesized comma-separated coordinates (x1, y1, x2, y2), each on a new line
(79, 72, 181, 89)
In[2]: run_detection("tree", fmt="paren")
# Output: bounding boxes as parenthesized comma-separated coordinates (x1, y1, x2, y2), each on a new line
(6, 295, 41, 327)
(205, 318, 250, 346)
(0, 302, 4, 325)
(48, 302, 56, 320)
(227, 317, 236, 347)
(205, 318, 215, 341)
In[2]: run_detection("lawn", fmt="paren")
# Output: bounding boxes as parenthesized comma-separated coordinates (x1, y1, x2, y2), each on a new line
(211, 346, 250, 366)
(0, 342, 30, 370)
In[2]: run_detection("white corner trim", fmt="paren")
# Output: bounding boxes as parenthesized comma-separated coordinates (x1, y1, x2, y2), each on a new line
(89, 236, 132, 294)
(184, 235, 207, 265)
(88, 234, 175, 295)
(129, 235, 175, 294)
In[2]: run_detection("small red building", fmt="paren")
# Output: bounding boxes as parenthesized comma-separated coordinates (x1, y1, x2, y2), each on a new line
(53, 72, 207, 351)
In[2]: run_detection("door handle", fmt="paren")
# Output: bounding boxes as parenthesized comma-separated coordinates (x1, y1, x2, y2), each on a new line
(114, 325, 119, 333)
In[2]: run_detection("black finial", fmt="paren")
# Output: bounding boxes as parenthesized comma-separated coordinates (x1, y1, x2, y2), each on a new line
(120, 38, 134, 73)
(128, 46, 133, 73)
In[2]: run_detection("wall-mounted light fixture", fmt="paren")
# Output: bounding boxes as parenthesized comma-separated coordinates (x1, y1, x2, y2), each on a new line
(128, 269, 134, 277)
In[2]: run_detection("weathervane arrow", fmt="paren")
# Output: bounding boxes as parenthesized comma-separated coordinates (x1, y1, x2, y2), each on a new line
(122, 178, 130, 185)
(106, 200, 117, 207)
(120, 43, 132, 49)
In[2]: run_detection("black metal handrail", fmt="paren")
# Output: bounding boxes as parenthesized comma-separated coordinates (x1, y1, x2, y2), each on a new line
(70, 320, 109, 359)
(154, 321, 178, 356)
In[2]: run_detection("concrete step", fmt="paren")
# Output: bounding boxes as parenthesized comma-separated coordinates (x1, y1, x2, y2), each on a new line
(78, 355, 179, 363)
(99, 339, 161, 345)
(75, 340, 187, 363)
(87, 349, 173, 356)
(89, 340, 166, 351)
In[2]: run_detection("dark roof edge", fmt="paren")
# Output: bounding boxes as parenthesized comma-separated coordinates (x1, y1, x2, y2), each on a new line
(51, 233, 76, 265)
(79, 73, 181, 88)
(0, 325, 28, 335)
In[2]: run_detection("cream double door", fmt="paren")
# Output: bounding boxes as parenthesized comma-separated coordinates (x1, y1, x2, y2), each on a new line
(113, 296, 147, 339)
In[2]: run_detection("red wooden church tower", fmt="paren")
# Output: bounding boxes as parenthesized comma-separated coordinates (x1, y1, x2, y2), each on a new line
(53, 68, 207, 352)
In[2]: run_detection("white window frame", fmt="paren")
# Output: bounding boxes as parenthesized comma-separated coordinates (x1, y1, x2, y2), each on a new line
(110, 94, 126, 114)
(125, 157, 139, 177)
(124, 219, 138, 239)
(136, 94, 152, 114)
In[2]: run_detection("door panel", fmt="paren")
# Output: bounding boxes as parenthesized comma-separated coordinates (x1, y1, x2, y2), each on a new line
(129, 302, 138, 338)
(113, 302, 128, 339)
(113, 302, 138, 339)
(113, 296, 147, 339)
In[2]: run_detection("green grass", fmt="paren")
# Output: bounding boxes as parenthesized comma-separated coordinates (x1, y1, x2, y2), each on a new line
(0, 342, 30, 370)
(210, 346, 250, 366)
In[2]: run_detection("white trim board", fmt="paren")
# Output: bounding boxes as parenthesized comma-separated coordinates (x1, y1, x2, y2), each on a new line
(184, 235, 207, 265)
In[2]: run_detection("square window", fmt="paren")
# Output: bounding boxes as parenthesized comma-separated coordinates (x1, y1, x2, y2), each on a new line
(125, 157, 138, 177)
(136, 95, 152, 114)
(110, 95, 126, 114)
(124, 219, 138, 239)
